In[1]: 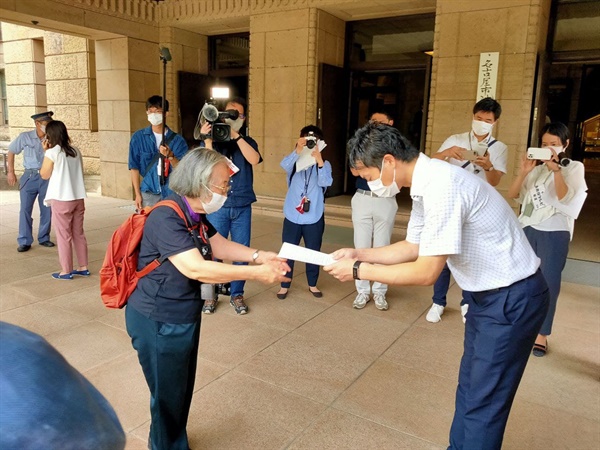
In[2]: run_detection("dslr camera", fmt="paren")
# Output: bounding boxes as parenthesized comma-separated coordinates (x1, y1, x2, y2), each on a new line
(200, 282, 232, 300)
(194, 101, 239, 143)
(305, 131, 317, 149)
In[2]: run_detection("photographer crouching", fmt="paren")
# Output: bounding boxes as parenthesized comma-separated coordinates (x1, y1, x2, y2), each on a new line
(125, 148, 290, 450)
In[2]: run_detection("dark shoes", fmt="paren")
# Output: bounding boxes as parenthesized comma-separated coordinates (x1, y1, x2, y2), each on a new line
(17, 245, 31, 252)
(533, 341, 547, 357)
(277, 289, 288, 300)
(52, 272, 73, 280)
(71, 269, 91, 277)
(230, 295, 248, 315)
(39, 241, 55, 247)
(308, 287, 323, 298)
(202, 298, 218, 314)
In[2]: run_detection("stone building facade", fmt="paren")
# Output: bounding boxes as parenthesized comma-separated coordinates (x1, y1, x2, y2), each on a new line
(0, 0, 577, 200)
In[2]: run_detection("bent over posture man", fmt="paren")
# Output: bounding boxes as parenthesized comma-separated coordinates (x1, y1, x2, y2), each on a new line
(325, 122, 549, 450)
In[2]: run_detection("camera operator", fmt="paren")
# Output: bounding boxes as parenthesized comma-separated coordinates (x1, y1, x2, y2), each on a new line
(508, 122, 587, 357)
(276, 125, 333, 300)
(198, 97, 263, 315)
(125, 148, 290, 450)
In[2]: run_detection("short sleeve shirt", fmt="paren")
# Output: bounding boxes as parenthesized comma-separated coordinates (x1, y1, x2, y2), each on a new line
(437, 131, 508, 182)
(407, 154, 539, 291)
(212, 136, 262, 207)
(127, 195, 218, 324)
(8, 130, 45, 170)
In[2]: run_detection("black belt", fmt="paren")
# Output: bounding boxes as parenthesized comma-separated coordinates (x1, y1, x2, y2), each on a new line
(356, 188, 378, 197)
(24, 169, 40, 174)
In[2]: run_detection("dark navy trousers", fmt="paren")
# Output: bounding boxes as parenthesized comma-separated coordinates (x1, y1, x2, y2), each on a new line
(523, 226, 570, 336)
(281, 215, 325, 288)
(448, 270, 549, 450)
(18, 170, 51, 246)
(126, 306, 200, 450)
(433, 264, 466, 307)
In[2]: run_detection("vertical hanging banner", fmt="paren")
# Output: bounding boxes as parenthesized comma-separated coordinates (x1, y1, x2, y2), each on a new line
(476, 52, 499, 100)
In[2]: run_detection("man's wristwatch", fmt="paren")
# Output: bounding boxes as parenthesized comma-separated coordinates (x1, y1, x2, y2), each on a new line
(353, 261, 363, 280)
(486, 165, 494, 172)
(252, 250, 260, 263)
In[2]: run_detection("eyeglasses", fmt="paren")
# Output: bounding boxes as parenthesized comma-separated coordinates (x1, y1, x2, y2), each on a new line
(238, 114, 246, 120)
(209, 183, 231, 194)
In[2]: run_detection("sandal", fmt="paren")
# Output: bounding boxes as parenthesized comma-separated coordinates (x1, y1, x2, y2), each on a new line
(532, 341, 547, 357)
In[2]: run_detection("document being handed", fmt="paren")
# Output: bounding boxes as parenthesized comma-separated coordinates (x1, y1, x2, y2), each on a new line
(278, 243, 336, 266)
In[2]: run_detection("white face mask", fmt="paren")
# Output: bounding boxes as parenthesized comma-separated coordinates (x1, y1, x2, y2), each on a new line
(367, 160, 400, 198)
(201, 187, 227, 214)
(147, 112, 163, 126)
(472, 119, 493, 137)
(224, 117, 244, 132)
(40, 124, 46, 133)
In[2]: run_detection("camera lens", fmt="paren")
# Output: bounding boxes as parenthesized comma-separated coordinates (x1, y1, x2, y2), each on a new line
(212, 123, 231, 142)
(306, 139, 316, 149)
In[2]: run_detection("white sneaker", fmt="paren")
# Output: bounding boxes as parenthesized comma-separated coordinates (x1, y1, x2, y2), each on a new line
(461, 303, 469, 324)
(373, 294, 388, 311)
(426, 304, 445, 323)
(353, 293, 370, 309)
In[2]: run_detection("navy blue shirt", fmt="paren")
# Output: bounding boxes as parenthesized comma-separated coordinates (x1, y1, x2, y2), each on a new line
(355, 176, 370, 191)
(212, 136, 262, 208)
(128, 195, 217, 324)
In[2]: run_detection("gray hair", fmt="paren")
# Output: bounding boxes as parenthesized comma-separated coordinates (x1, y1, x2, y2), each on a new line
(168, 148, 227, 198)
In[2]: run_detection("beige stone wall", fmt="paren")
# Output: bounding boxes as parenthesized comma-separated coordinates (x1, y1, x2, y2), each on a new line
(44, 32, 100, 175)
(249, 7, 345, 198)
(426, 0, 552, 197)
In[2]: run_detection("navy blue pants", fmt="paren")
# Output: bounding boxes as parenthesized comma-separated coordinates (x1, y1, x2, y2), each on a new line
(281, 215, 325, 288)
(433, 264, 465, 307)
(18, 171, 51, 246)
(125, 306, 200, 450)
(448, 270, 549, 450)
(523, 226, 570, 336)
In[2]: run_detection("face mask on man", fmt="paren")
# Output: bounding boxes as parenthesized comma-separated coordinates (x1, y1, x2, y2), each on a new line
(472, 119, 493, 137)
(367, 159, 400, 198)
(147, 112, 163, 127)
(224, 117, 244, 132)
(201, 187, 227, 214)
(40, 124, 47, 133)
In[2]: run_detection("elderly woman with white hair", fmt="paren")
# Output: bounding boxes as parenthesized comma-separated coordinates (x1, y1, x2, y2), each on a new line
(125, 148, 290, 450)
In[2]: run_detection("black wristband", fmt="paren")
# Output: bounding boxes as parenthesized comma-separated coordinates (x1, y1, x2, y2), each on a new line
(233, 135, 242, 142)
(353, 261, 363, 280)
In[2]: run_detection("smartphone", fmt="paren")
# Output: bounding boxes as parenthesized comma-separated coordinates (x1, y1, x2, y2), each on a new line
(461, 150, 478, 161)
(527, 147, 552, 160)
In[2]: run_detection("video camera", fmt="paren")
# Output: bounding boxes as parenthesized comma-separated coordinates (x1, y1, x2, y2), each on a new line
(194, 101, 239, 143)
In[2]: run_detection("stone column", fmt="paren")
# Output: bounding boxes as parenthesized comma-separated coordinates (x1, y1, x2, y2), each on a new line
(249, 7, 344, 197)
(2, 23, 46, 143)
(427, 0, 552, 196)
(95, 36, 159, 199)
(44, 32, 100, 176)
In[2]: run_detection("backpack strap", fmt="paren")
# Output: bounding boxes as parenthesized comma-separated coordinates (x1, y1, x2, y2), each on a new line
(142, 132, 179, 177)
(135, 199, 195, 278)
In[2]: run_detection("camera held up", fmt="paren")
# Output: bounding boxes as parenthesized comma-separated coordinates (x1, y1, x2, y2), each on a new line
(193, 101, 239, 143)
(305, 131, 317, 149)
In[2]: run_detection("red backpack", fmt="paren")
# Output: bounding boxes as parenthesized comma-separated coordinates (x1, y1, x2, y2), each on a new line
(99, 200, 192, 309)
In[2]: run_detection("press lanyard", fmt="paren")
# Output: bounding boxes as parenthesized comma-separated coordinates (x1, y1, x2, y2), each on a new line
(302, 166, 314, 198)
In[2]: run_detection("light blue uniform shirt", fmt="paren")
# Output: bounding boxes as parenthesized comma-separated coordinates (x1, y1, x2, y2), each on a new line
(8, 130, 45, 170)
(281, 151, 333, 225)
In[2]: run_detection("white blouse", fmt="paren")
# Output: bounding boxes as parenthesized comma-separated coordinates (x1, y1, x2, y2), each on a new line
(44, 145, 87, 206)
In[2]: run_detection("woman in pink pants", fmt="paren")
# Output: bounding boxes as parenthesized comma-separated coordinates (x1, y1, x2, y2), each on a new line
(40, 121, 88, 280)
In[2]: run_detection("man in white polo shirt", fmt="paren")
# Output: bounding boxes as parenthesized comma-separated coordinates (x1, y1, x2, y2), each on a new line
(325, 122, 549, 450)
(427, 97, 507, 324)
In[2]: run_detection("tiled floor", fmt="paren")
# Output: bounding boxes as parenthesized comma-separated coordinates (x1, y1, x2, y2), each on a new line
(0, 191, 598, 449)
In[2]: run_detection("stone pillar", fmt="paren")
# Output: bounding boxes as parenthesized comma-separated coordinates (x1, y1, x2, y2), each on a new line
(44, 32, 100, 176)
(95, 36, 159, 199)
(427, 0, 552, 196)
(249, 7, 344, 197)
(2, 23, 46, 142)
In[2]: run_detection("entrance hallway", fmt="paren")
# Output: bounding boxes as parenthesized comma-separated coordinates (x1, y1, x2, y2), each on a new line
(0, 192, 598, 449)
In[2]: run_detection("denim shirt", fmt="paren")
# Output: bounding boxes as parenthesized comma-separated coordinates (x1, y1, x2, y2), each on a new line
(211, 136, 262, 208)
(281, 151, 333, 225)
(128, 126, 188, 197)
(8, 130, 45, 170)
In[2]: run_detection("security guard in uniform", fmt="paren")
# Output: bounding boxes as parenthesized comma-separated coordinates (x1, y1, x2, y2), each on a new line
(7, 111, 56, 252)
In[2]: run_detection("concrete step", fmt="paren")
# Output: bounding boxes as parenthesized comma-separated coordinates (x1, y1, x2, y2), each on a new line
(254, 195, 410, 234)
